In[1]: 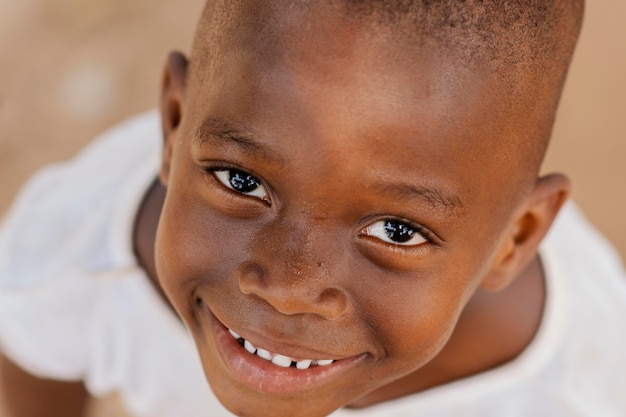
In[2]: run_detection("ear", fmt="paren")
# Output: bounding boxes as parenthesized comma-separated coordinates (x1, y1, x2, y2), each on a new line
(480, 173, 570, 292)
(159, 51, 189, 187)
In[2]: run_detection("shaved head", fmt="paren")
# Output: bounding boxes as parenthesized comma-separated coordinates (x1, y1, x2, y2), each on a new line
(187, 0, 583, 198)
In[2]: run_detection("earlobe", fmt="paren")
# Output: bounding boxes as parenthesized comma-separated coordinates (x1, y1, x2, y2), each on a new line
(160, 51, 189, 186)
(481, 174, 570, 292)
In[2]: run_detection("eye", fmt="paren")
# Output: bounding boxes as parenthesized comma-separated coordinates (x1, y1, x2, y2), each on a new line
(360, 220, 427, 246)
(213, 169, 270, 203)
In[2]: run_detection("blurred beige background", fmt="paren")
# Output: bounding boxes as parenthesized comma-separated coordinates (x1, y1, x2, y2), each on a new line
(0, 0, 624, 416)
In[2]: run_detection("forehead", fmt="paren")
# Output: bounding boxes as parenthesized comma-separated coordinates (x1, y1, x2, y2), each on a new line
(187, 3, 523, 210)
(194, 9, 504, 135)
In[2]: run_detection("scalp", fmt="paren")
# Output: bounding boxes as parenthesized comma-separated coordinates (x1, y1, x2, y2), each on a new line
(188, 0, 584, 196)
(191, 0, 584, 87)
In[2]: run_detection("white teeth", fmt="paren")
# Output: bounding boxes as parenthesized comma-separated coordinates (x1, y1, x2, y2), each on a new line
(244, 340, 256, 354)
(271, 354, 293, 368)
(256, 348, 273, 361)
(227, 328, 336, 370)
(296, 359, 312, 370)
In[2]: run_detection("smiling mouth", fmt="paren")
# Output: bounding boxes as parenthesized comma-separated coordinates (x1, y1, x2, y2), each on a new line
(203, 303, 367, 395)
(227, 328, 336, 370)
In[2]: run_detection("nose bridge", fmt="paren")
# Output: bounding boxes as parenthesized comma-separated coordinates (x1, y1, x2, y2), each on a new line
(237, 211, 348, 320)
(279, 218, 322, 281)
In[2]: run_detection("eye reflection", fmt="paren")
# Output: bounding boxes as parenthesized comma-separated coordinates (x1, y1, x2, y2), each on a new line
(213, 169, 270, 202)
(361, 220, 427, 246)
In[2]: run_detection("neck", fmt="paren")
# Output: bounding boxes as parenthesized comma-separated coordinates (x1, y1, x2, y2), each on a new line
(133, 179, 170, 306)
(349, 256, 546, 408)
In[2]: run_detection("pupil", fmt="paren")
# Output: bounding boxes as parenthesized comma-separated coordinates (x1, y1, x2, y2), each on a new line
(229, 170, 260, 193)
(384, 221, 415, 243)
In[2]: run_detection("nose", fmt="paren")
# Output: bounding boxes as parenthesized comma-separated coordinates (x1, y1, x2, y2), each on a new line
(237, 235, 349, 320)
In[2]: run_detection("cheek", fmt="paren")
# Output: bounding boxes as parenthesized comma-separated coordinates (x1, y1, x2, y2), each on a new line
(154, 182, 255, 321)
(356, 261, 480, 378)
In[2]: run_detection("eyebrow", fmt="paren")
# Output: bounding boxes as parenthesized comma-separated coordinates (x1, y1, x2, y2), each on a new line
(378, 182, 465, 216)
(196, 117, 463, 215)
(194, 117, 284, 165)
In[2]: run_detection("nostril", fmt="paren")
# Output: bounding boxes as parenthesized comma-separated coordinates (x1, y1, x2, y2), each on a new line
(236, 260, 348, 320)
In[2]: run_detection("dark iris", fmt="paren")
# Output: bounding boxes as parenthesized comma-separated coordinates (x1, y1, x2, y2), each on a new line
(384, 221, 415, 243)
(229, 170, 261, 193)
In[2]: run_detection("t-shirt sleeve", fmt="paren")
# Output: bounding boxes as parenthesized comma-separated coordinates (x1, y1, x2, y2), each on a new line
(0, 163, 95, 381)
(0, 112, 161, 382)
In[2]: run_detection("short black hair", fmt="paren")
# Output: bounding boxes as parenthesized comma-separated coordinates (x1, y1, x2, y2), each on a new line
(194, 0, 582, 78)
(342, 1, 583, 61)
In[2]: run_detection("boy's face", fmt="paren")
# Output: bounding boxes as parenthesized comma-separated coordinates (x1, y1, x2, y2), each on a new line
(156, 8, 529, 417)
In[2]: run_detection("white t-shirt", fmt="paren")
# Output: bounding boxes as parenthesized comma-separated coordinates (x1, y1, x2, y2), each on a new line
(1, 112, 625, 417)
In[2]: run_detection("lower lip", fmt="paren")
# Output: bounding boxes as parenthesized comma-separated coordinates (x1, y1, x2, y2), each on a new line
(204, 305, 366, 395)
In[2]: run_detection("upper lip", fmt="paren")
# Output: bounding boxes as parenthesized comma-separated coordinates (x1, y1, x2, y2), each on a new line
(210, 306, 363, 361)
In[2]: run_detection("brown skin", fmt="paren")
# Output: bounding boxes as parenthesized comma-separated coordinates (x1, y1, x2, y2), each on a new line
(0, 7, 568, 417)
(135, 180, 549, 408)
(152, 9, 568, 417)
(0, 355, 88, 417)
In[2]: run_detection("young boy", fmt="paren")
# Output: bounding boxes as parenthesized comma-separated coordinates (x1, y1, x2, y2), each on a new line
(1, 1, 625, 416)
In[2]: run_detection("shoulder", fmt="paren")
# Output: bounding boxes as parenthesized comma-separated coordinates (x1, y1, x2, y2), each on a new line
(0, 111, 163, 380)
(0, 111, 162, 288)
(541, 201, 626, 308)
(537, 202, 626, 414)
(543, 202, 625, 273)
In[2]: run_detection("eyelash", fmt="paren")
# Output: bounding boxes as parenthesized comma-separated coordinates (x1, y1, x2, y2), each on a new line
(359, 218, 437, 248)
(204, 164, 439, 248)
(205, 164, 272, 206)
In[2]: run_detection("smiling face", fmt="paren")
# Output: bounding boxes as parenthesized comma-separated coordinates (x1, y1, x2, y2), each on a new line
(155, 4, 555, 417)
